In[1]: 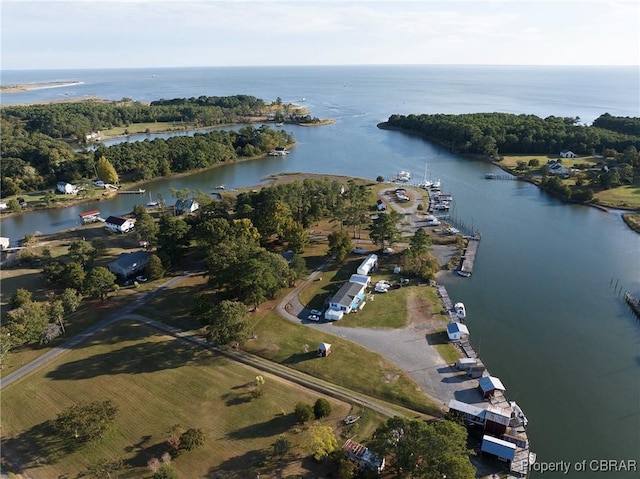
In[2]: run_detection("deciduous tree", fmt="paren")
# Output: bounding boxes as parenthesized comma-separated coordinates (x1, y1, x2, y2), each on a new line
(304, 424, 338, 461)
(327, 230, 353, 262)
(207, 300, 250, 345)
(54, 399, 119, 443)
(313, 398, 332, 419)
(85, 266, 116, 302)
(96, 156, 119, 184)
(7, 301, 49, 346)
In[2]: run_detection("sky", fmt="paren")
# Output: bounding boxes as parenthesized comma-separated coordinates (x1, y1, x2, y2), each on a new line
(1, 0, 639, 70)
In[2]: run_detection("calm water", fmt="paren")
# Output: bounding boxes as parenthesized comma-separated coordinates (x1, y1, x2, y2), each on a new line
(2, 66, 639, 477)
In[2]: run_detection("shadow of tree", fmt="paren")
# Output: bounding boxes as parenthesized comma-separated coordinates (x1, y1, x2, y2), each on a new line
(125, 438, 171, 469)
(208, 449, 268, 477)
(1, 420, 80, 468)
(45, 337, 200, 380)
(226, 413, 296, 440)
(425, 330, 448, 346)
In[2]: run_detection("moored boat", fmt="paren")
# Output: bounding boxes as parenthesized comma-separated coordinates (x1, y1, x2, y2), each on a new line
(454, 302, 466, 319)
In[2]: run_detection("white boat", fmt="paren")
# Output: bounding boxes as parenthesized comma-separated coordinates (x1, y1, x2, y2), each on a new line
(457, 270, 471, 278)
(418, 163, 434, 189)
(396, 170, 411, 182)
(454, 302, 466, 319)
(146, 192, 158, 207)
(214, 184, 225, 190)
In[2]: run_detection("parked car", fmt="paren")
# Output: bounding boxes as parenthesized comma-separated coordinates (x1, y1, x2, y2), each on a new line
(135, 276, 148, 283)
(310, 309, 323, 316)
(353, 247, 368, 254)
(308, 313, 321, 321)
(374, 285, 389, 293)
(382, 247, 394, 254)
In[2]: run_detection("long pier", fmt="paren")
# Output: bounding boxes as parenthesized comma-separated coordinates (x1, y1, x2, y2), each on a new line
(117, 188, 145, 195)
(460, 238, 479, 275)
(436, 283, 535, 477)
(624, 292, 640, 319)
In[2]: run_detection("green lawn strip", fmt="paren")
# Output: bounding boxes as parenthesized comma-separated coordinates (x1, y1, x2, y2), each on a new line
(1, 320, 355, 478)
(245, 311, 442, 416)
(594, 184, 640, 209)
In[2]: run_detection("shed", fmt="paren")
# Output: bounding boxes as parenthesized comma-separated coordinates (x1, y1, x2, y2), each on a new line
(447, 322, 469, 341)
(79, 210, 101, 224)
(107, 251, 150, 278)
(324, 309, 344, 322)
(455, 357, 478, 371)
(317, 342, 332, 357)
(349, 274, 370, 286)
(105, 215, 135, 233)
(357, 254, 378, 276)
(481, 435, 517, 462)
(478, 376, 506, 398)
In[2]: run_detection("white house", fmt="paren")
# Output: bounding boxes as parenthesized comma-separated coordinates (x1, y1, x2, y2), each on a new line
(357, 254, 378, 276)
(547, 160, 570, 176)
(0, 202, 7, 210)
(108, 251, 150, 278)
(447, 322, 469, 341)
(342, 438, 385, 473)
(559, 149, 577, 158)
(104, 215, 135, 233)
(328, 281, 367, 314)
(0, 237, 10, 250)
(57, 182, 78, 195)
(175, 199, 199, 215)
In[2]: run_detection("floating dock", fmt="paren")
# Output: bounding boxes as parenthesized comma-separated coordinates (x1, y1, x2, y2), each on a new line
(624, 292, 640, 319)
(117, 188, 145, 194)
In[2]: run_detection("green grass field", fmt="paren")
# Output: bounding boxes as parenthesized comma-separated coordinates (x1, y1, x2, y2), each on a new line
(1, 321, 363, 479)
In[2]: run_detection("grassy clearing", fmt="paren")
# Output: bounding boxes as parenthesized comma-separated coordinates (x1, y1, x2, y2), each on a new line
(1, 321, 364, 479)
(595, 184, 640, 209)
(246, 311, 441, 416)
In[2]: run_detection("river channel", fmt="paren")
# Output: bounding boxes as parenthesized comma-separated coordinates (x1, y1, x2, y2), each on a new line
(1, 66, 639, 477)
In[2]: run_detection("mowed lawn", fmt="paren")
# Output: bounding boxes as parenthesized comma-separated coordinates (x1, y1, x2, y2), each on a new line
(1, 321, 353, 479)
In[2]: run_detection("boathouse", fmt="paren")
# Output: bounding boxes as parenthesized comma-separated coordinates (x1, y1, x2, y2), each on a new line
(481, 435, 517, 463)
(105, 215, 135, 233)
(79, 210, 101, 224)
(447, 322, 469, 341)
(478, 376, 506, 398)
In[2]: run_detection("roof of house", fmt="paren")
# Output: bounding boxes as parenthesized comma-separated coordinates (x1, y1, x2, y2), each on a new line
(448, 399, 485, 418)
(349, 274, 370, 285)
(331, 281, 366, 308)
(481, 435, 517, 460)
(479, 376, 506, 393)
(108, 251, 150, 270)
(447, 322, 470, 335)
(80, 210, 100, 218)
(105, 215, 130, 226)
(175, 199, 198, 210)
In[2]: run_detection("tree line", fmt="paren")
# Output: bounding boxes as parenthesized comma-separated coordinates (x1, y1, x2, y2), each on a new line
(0, 95, 295, 197)
(381, 112, 640, 157)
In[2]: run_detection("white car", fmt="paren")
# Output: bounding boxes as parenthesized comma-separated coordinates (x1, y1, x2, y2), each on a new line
(310, 309, 322, 316)
(374, 286, 389, 293)
(382, 247, 394, 254)
(93, 180, 105, 187)
(307, 313, 321, 321)
(135, 276, 148, 283)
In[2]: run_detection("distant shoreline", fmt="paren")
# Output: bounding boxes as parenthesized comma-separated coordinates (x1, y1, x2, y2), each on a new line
(0, 81, 84, 94)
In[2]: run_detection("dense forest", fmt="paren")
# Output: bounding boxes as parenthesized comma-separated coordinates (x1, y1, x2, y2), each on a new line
(0, 96, 294, 196)
(381, 112, 640, 157)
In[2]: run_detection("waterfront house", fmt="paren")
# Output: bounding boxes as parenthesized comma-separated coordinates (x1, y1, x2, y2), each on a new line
(357, 254, 378, 276)
(342, 438, 385, 473)
(57, 182, 78, 194)
(175, 199, 199, 215)
(559, 149, 577, 158)
(547, 160, 570, 176)
(317, 342, 332, 357)
(0, 202, 7, 210)
(478, 375, 506, 398)
(107, 251, 150, 278)
(328, 281, 367, 314)
(104, 215, 135, 233)
(0, 237, 10, 250)
(481, 435, 517, 463)
(447, 322, 469, 341)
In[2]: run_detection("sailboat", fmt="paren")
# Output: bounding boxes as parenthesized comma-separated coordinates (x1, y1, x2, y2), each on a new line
(146, 191, 159, 207)
(418, 162, 433, 189)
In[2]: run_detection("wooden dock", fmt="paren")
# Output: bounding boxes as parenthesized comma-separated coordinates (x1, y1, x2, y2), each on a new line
(460, 238, 479, 274)
(436, 285, 453, 312)
(117, 188, 145, 195)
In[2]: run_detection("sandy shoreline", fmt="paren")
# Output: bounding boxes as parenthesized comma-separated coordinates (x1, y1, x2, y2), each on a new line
(1, 81, 84, 94)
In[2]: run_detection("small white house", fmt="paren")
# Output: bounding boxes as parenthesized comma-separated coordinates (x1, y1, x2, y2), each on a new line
(0, 237, 10, 250)
(104, 215, 135, 233)
(57, 182, 78, 195)
(357, 254, 378, 276)
(175, 199, 199, 215)
(560, 149, 577, 158)
(329, 282, 367, 314)
(0, 202, 7, 210)
(447, 322, 469, 341)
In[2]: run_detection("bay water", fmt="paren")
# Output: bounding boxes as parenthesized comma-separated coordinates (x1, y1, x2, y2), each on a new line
(1, 66, 639, 477)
